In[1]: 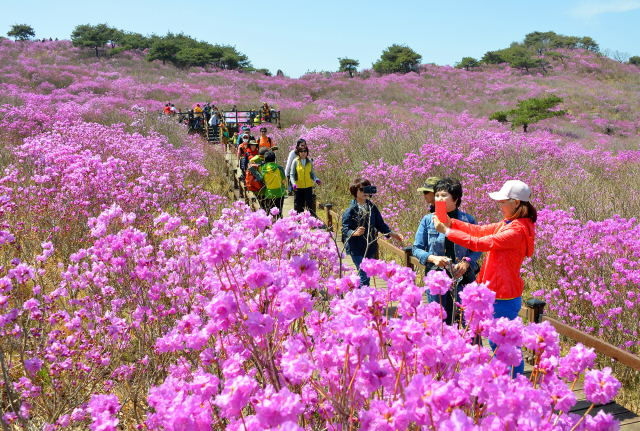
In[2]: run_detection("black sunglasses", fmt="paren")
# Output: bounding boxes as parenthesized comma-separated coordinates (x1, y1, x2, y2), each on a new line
(299, 150, 308, 153)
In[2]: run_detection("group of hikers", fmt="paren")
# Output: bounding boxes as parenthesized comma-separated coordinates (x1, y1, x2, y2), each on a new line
(162, 102, 274, 136)
(208, 101, 536, 378)
(235, 127, 321, 219)
(340, 176, 536, 377)
(161, 102, 223, 130)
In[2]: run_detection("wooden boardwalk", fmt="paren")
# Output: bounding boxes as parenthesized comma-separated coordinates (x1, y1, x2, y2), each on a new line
(224, 144, 639, 429)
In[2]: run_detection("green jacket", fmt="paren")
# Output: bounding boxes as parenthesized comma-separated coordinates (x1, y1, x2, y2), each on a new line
(259, 162, 286, 198)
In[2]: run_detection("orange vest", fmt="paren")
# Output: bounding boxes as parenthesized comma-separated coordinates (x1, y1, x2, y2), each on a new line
(259, 136, 272, 149)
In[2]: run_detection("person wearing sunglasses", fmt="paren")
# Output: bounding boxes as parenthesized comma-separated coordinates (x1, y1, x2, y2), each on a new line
(290, 146, 320, 215)
(432, 180, 536, 377)
(341, 178, 404, 287)
(258, 127, 274, 150)
(284, 139, 307, 194)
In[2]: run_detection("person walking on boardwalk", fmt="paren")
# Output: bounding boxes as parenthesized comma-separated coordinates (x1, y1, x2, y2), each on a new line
(432, 180, 536, 377)
(412, 178, 481, 326)
(258, 127, 274, 150)
(290, 146, 320, 215)
(262, 102, 271, 122)
(208, 113, 220, 140)
(285, 139, 307, 194)
(341, 178, 404, 287)
(239, 140, 260, 179)
(259, 151, 287, 218)
(246, 147, 268, 210)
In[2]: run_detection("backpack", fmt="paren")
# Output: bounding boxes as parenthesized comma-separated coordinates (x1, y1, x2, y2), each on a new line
(246, 160, 264, 192)
(259, 137, 273, 149)
(261, 163, 285, 198)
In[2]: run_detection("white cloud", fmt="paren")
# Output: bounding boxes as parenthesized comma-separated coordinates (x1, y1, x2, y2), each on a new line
(571, 0, 640, 17)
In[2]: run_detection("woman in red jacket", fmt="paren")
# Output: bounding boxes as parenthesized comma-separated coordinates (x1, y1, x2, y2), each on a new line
(433, 180, 536, 376)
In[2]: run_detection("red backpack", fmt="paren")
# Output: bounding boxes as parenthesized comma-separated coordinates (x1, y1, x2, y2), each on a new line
(245, 160, 264, 192)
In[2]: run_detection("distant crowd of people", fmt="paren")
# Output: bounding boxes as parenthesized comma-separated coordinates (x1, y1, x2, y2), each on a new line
(161, 102, 274, 133)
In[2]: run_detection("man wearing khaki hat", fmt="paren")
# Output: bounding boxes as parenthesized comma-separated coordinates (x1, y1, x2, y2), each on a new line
(417, 176, 441, 213)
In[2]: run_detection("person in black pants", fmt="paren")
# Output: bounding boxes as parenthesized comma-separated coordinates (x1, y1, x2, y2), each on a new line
(341, 178, 404, 286)
(290, 147, 320, 214)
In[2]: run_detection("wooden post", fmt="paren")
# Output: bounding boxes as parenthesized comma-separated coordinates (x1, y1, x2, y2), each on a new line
(324, 204, 333, 230)
(312, 194, 317, 217)
(233, 169, 239, 190)
(403, 246, 414, 270)
(525, 298, 546, 323)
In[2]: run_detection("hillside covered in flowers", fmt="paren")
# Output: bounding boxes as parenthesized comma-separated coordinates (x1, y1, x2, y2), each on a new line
(1, 38, 639, 429)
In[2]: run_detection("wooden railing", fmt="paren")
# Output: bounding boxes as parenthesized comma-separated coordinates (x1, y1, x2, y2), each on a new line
(374, 237, 640, 371)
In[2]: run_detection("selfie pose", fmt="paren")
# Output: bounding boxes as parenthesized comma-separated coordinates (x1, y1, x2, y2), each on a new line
(433, 180, 536, 377)
(341, 178, 404, 286)
(412, 178, 481, 325)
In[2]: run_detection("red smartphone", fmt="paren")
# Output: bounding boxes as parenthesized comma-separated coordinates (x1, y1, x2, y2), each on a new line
(435, 201, 447, 224)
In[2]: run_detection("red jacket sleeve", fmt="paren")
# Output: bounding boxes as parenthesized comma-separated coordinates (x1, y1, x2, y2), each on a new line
(451, 219, 502, 238)
(448, 224, 525, 253)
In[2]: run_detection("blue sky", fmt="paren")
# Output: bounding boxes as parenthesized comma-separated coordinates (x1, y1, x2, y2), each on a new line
(2, 0, 639, 77)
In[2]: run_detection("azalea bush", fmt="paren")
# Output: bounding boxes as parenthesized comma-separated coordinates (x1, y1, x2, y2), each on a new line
(0, 202, 623, 429)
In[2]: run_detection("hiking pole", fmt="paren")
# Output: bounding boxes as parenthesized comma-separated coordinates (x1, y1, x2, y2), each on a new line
(447, 259, 463, 326)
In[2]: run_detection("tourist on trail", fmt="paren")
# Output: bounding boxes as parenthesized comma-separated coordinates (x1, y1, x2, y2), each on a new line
(221, 125, 229, 146)
(208, 113, 220, 139)
(341, 178, 404, 287)
(170, 104, 176, 115)
(258, 127, 274, 150)
(204, 104, 211, 122)
(262, 102, 271, 121)
(417, 176, 441, 213)
(194, 104, 203, 117)
(413, 178, 481, 326)
(163, 103, 171, 116)
(432, 180, 536, 377)
(246, 147, 268, 209)
(237, 134, 251, 161)
(231, 105, 237, 112)
(259, 151, 287, 219)
(290, 146, 320, 215)
(240, 140, 260, 179)
(236, 126, 253, 147)
(187, 110, 195, 128)
(285, 139, 307, 194)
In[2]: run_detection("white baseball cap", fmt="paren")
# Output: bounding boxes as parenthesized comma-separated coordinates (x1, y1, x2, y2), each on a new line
(488, 180, 531, 202)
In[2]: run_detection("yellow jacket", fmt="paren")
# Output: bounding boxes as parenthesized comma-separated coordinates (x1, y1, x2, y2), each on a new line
(291, 157, 318, 188)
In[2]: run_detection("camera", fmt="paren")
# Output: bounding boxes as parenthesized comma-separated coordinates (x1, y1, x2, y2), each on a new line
(362, 185, 377, 195)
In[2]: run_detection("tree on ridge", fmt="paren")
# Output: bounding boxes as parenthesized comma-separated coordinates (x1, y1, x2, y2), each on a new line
(7, 24, 35, 41)
(338, 58, 359, 77)
(71, 24, 114, 57)
(372, 44, 422, 74)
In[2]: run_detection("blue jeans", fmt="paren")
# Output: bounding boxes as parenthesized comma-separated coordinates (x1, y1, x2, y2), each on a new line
(350, 255, 373, 287)
(489, 297, 525, 377)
